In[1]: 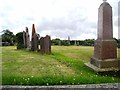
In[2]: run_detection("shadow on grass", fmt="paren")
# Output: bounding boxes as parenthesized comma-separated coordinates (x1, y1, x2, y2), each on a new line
(98, 70, 120, 78)
(84, 65, 120, 78)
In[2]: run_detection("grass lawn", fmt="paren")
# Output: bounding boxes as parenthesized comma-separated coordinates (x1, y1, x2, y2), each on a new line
(2, 46, 120, 85)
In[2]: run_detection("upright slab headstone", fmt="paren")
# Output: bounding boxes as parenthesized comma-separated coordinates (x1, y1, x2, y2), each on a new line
(23, 31, 26, 48)
(44, 35, 51, 54)
(31, 24, 38, 51)
(40, 35, 51, 54)
(85, 1, 120, 72)
(25, 27, 31, 50)
(40, 37, 44, 54)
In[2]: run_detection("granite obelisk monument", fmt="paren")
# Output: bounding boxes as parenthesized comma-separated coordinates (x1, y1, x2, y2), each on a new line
(86, 0, 120, 72)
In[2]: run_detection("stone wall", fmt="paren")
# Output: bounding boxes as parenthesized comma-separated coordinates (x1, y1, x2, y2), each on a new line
(1, 83, 119, 90)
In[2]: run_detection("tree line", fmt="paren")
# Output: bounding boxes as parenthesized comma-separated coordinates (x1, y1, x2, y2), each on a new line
(1, 29, 120, 48)
(51, 38, 95, 46)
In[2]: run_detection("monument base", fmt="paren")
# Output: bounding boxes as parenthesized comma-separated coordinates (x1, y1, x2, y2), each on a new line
(85, 57, 120, 72)
(90, 56, 120, 68)
(26, 47, 31, 50)
(85, 62, 120, 72)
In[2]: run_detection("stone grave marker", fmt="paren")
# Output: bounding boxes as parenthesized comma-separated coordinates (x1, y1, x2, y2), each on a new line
(25, 27, 31, 50)
(40, 37, 44, 54)
(31, 24, 38, 51)
(23, 31, 26, 48)
(40, 35, 51, 54)
(85, 1, 120, 72)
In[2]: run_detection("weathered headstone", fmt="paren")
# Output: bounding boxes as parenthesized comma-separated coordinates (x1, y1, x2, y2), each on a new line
(23, 31, 26, 48)
(40, 35, 51, 54)
(44, 35, 51, 54)
(40, 37, 45, 54)
(23, 27, 31, 49)
(85, 1, 120, 72)
(25, 27, 31, 50)
(31, 24, 38, 51)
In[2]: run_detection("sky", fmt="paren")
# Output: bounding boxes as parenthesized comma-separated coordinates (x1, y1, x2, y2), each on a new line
(118, 1, 120, 39)
(0, 0, 119, 40)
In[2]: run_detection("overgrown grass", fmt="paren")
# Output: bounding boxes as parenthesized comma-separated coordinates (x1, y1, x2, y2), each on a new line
(2, 46, 120, 85)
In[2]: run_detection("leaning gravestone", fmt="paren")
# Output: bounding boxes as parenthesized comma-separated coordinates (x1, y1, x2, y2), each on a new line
(31, 24, 38, 51)
(85, 0, 120, 72)
(40, 35, 51, 54)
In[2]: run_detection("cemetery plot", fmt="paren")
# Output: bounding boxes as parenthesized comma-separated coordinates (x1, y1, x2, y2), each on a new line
(2, 46, 120, 85)
(1, 0, 120, 86)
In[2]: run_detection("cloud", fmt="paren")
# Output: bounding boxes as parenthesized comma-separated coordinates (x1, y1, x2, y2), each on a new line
(119, 1, 120, 39)
(36, 6, 97, 40)
(0, 0, 119, 39)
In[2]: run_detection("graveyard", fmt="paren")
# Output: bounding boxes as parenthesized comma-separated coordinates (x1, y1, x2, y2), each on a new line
(1, 1, 120, 89)
(2, 46, 120, 85)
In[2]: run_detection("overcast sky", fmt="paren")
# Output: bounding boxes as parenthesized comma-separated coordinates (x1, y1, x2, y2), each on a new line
(0, 0, 119, 40)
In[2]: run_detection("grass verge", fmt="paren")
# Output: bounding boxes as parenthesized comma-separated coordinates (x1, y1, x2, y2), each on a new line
(2, 46, 120, 85)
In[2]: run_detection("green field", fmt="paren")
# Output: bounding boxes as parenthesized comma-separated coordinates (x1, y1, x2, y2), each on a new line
(2, 46, 120, 85)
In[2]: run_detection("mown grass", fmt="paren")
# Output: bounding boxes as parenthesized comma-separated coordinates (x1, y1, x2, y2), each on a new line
(2, 46, 120, 85)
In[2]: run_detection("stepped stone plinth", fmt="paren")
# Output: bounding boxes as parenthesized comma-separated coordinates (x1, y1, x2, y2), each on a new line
(85, 1, 120, 72)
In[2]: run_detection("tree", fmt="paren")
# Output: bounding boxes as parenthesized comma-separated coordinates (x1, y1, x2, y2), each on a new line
(16, 32, 24, 49)
(52, 38, 61, 45)
(2, 29, 15, 46)
(113, 38, 120, 48)
(61, 40, 70, 46)
(117, 39, 120, 48)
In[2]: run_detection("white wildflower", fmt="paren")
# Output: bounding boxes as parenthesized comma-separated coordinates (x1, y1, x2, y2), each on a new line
(31, 76, 34, 78)
(60, 81, 62, 83)
(46, 83, 49, 85)
(73, 78, 75, 81)
(28, 78, 30, 80)
(112, 77, 114, 81)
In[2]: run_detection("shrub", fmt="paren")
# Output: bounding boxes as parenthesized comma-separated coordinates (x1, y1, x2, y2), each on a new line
(16, 32, 24, 49)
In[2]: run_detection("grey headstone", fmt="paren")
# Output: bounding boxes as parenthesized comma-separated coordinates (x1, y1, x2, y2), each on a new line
(40, 35, 51, 54)
(25, 27, 31, 50)
(40, 37, 44, 54)
(23, 31, 26, 48)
